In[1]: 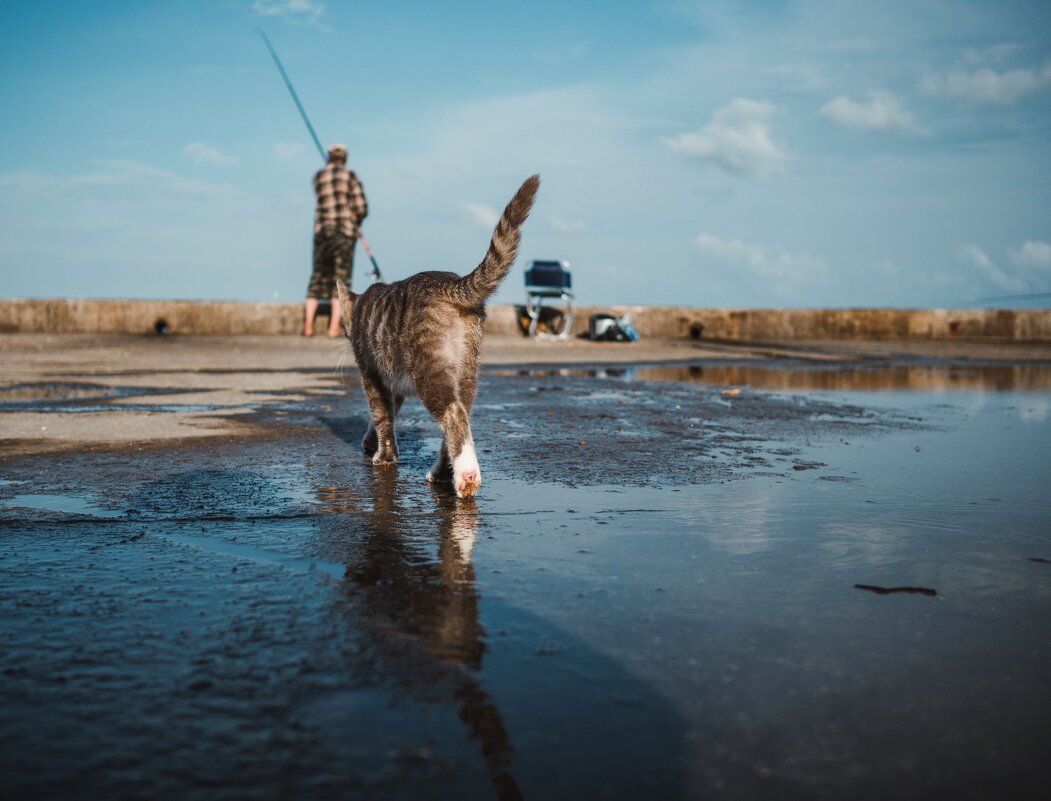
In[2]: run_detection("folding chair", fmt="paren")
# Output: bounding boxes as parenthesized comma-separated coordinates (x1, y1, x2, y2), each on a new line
(524, 260, 574, 340)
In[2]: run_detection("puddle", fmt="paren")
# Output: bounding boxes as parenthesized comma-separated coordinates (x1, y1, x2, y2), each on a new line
(0, 382, 183, 412)
(3, 493, 123, 519)
(2, 371, 1050, 800)
(160, 531, 346, 579)
(0, 381, 322, 416)
(13, 403, 241, 415)
(0, 382, 123, 403)
(491, 360, 1051, 391)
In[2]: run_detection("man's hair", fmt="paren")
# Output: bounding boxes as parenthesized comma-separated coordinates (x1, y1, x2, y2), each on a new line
(327, 143, 348, 162)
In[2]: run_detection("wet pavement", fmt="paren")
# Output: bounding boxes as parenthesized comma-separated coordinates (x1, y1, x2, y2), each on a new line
(2, 335, 1051, 799)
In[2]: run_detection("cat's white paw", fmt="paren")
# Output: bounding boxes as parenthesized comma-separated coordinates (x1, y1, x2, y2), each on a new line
(452, 443, 480, 499)
(455, 470, 480, 498)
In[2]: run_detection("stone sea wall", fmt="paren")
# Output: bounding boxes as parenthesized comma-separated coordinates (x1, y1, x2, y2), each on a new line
(2, 298, 1050, 341)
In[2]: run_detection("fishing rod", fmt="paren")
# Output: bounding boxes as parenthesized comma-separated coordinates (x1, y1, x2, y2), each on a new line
(258, 28, 384, 283)
(956, 291, 1051, 306)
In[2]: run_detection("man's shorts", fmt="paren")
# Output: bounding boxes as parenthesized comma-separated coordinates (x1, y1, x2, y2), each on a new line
(307, 231, 356, 299)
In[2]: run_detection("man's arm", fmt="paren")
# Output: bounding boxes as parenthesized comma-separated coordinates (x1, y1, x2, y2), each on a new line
(349, 171, 368, 223)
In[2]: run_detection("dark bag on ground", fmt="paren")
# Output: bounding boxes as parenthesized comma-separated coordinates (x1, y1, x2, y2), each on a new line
(588, 314, 639, 342)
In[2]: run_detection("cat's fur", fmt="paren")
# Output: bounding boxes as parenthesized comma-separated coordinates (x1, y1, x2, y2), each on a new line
(336, 175, 540, 498)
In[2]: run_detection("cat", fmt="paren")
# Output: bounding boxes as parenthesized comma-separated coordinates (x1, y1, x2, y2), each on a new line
(336, 174, 539, 499)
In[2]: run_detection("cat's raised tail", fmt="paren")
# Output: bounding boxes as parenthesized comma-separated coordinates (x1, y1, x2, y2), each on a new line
(452, 174, 540, 308)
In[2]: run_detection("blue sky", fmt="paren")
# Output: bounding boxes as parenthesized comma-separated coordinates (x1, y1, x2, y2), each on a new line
(1, 0, 1050, 308)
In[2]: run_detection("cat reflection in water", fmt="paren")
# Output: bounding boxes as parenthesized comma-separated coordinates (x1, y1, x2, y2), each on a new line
(337, 175, 539, 498)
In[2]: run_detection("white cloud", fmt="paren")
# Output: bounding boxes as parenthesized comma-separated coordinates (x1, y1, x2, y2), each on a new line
(461, 202, 499, 229)
(695, 232, 826, 283)
(696, 232, 768, 269)
(272, 141, 310, 160)
(550, 216, 586, 233)
(0, 161, 238, 199)
(182, 142, 239, 167)
(957, 244, 1025, 292)
(962, 43, 1026, 67)
(1008, 240, 1051, 271)
(252, 0, 325, 21)
(820, 90, 928, 135)
(920, 64, 1051, 105)
(764, 62, 828, 93)
(661, 99, 787, 177)
(0, 160, 261, 300)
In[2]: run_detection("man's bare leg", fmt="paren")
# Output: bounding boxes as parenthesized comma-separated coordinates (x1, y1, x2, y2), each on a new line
(304, 298, 319, 336)
(326, 297, 342, 337)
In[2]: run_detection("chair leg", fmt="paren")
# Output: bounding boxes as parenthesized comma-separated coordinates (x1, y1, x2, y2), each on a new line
(559, 311, 573, 339)
(526, 294, 540, 337)
(527, 292, 575, 340)
(553, 294, 574, 340)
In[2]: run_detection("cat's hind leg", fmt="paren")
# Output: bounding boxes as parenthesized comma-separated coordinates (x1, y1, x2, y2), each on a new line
(420, 389, 479, 498)
(365, 393, 404, 455)
(442, 402, 479, 498)
(361, 371, 399, 465)
(362, 423, 378, 455)
(425, 441, 451, 484)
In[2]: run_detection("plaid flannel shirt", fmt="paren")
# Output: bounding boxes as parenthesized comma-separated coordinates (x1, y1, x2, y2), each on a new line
(313, 164, 368, 238)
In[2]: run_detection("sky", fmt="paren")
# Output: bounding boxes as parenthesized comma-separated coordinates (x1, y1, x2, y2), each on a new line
(1, 0, 1050, 309)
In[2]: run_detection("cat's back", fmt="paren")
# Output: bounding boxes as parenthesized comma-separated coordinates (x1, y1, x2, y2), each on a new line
(395, 271, 463, 302)
(358, 271, 483, 319)
(354, 271, 445, 315)
(350, 271, 484, 376)
(360, 270, 458, 305)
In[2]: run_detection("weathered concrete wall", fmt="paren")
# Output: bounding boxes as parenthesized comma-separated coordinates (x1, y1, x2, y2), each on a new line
(0, 299, 304, 336)
(2, 298, 1051, 341)
(553, 306, 1051, 342)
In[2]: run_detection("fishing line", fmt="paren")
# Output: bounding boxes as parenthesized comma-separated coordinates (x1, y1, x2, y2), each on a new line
(258, 28, 384, 282)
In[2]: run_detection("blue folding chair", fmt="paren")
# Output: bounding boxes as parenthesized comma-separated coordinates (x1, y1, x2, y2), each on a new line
(524, 260, 575, 340)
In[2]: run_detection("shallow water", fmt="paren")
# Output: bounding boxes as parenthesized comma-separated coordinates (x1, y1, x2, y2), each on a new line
(0, 381, 235, 414)
(1, 365, 1049, 800)
(493, 359, 1051, 391)
(3, 493, 124, 519)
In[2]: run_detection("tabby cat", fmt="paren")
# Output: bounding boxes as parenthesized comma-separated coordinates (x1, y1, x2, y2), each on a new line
(336, 175, 540, 498)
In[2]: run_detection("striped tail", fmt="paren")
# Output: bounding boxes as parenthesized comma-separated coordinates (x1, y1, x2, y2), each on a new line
(452, 174, 540, 308)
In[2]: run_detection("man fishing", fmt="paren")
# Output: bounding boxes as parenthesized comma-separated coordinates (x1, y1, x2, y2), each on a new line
(304, 144, 368, 337)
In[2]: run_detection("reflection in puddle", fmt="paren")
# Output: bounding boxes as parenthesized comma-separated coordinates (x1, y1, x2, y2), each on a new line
(328, 469, 521, 799)
(0, 382, 210, 413)
(15, 403, 235, 414)
(491, 361, 1051, 391)
(0, 383, 123, 403)
(161, 531, 345, 578)
(314, 484, 366, 514)
(0, 382, 158, 407)
(0, 382, 315, 416)
(3, 493, 123, 519)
